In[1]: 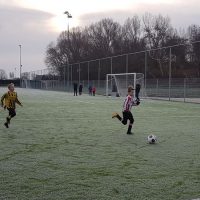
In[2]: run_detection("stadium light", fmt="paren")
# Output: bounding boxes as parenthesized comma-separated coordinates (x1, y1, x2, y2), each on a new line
(64, 11, 72, 90)
(64, 11, 72, 42)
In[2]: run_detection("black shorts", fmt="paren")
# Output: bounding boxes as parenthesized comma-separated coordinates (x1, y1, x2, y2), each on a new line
(122, 111, 134, 125)
(7, 108, 16, 118)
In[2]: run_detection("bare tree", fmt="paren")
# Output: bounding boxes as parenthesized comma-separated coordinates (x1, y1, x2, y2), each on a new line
(45, 14, 200, 79)
(66, 27, 89, 62)
(45, 42, 67, 79)
(143, 13, 174, 76)
(9, 72, 15, 79)
(0, 69, 7, 79)
(122, 16, 145, 52)
(188, 25, 200, 76)
(86, 18, 122, 58)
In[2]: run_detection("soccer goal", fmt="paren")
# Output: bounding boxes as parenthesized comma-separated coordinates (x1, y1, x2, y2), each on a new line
(106, 73, 145, 98)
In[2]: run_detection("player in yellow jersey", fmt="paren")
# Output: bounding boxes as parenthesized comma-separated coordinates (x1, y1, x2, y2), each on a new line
(1, 83, 23, 128)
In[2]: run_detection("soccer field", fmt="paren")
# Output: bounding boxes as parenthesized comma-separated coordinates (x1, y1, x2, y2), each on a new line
(0, 88, 200, 200)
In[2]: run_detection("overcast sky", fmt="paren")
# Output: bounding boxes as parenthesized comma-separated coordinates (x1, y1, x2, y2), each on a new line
(1, 0, 200, 77)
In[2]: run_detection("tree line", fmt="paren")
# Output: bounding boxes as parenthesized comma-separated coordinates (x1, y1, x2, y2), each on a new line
(46, 13, 200, 79)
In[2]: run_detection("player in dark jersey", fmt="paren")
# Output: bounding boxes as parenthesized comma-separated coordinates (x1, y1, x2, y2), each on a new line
(1, 83, 23, 128)
(73, 82, 78, 96)
(112, 85, 140, 134)
(79, 84, 83, 95)
(135, 84, 141, 100)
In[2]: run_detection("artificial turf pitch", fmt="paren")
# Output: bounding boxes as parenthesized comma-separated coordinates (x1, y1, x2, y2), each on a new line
(0, 88, 200, 200)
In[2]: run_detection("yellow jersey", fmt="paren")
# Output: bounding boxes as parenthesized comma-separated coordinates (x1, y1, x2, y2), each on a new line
(1, 91, 22, 109)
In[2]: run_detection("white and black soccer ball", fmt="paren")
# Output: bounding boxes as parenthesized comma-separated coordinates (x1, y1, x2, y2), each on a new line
(147, 134, 157, 144)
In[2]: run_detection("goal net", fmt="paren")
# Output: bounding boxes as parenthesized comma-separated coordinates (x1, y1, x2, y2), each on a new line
(106, 73, 144, 98)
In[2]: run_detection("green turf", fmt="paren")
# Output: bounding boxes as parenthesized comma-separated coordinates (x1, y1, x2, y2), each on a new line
(0, 88, 200, 200)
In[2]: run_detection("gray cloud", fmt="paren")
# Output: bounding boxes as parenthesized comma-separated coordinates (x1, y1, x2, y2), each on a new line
(78, 1, 200, 29)
(0, 5, 58, 75)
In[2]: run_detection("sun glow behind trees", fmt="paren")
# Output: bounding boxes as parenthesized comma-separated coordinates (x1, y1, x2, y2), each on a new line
(14, 0, 179, 32)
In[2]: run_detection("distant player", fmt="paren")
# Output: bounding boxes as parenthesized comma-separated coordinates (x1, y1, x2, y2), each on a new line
(79, 84, 83, 95)
(112, 85, 140, 134)
(92, 86, 96, 96)
(73, 82, 78, 96)
(88, 85, 92, 96)
(1, 83, 23, 128)
(135, 84, 141, 100)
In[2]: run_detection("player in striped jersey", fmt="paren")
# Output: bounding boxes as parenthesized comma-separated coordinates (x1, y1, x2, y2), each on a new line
(112, 85, 140, 134)
(1, 83, 23, 128)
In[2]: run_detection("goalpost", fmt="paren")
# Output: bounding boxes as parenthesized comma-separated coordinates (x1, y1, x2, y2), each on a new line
(106, 73, 145, 98)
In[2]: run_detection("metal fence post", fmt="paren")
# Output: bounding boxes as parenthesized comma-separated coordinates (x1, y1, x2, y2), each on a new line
(110, 57, 113, 92)
(98, 59, 100, 89)
(64, 64, 66, 90)
(88, 61, 89, 87)
(145, 51, 147, 93)
(110, 57, 113, 74)
(126, 54, 128, 88)
(156, 79, 159, 97)
(67, 63, 70, 91)
(184, 78, 186, 103)
(79, 63, 80, 84)
(71, 65, 73, 91)
(169, 48, 172, 101)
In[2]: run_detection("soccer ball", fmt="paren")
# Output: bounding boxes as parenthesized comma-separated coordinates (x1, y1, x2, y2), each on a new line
(147, 134, 157, 144)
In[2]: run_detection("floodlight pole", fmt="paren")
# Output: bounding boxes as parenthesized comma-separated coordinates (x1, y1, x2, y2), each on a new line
(15, 67, 17, 79)
(19, 44, 22, 87)
(64, 11, 72, 91)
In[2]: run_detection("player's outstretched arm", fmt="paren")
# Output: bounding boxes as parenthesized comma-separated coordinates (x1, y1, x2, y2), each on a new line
(1, 93, 6, 108)
(132, 99, 140, 106)
(16, 93, 23, 107)
(16, 98, 23, 107)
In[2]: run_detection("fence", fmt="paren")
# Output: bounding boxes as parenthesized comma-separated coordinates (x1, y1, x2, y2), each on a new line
(21, 41, 200, 103)
(0, 79, 21, 87)
(146, 78, 200, 103)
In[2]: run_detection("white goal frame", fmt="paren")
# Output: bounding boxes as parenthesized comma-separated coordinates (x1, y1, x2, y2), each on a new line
(106, 73, 144, 98)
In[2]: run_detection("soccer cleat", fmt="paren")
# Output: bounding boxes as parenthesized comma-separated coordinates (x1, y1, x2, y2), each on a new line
(6, 117, 10, 124)
(4, 122, 9, 128)
(112, 112, 119, 118)
(127, 131, 133, 135)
